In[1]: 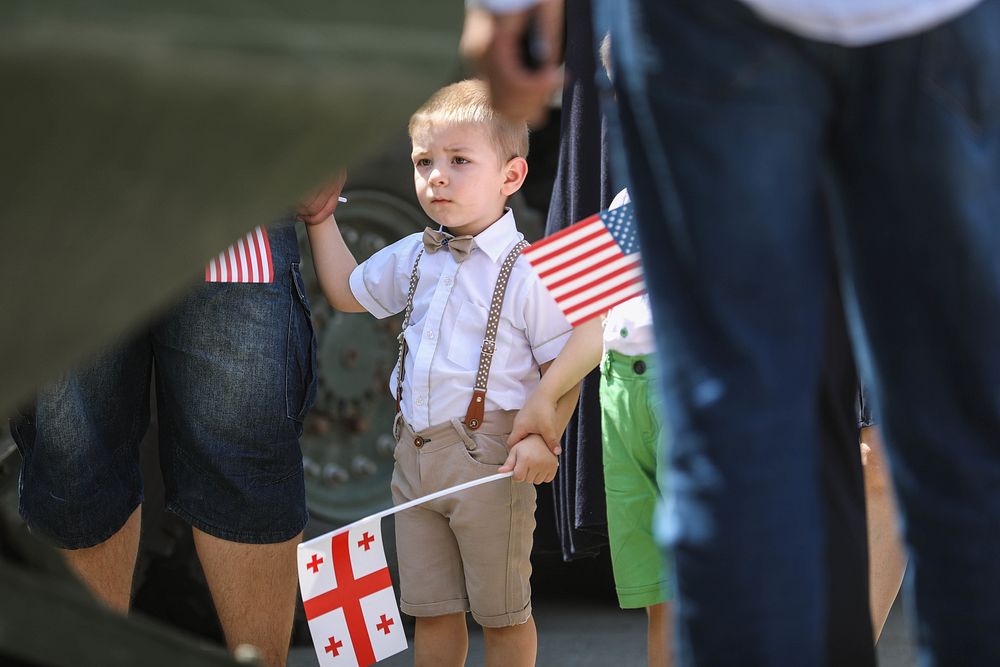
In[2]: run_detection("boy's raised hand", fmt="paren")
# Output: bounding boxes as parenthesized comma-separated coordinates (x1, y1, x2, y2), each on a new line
(297, 170, 347, 226)
(499, 434, 558, 484)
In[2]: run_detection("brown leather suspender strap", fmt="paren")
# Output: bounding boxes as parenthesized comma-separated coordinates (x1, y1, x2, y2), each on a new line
(464, 240, 529, 430)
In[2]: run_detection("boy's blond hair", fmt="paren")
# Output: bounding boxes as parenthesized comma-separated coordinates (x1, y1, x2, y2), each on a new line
(409, 79, 529, 161)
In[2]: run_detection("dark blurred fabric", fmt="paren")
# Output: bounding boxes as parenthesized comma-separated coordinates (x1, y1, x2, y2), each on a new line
(542, 0, 618, 560)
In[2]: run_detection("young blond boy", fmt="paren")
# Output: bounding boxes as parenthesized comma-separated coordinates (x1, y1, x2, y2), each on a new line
(302, 79, 578, 667)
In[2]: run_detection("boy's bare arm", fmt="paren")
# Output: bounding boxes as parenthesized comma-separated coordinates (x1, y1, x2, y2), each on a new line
(499, 360, 583, 481)
(304, 219, 365, 312)
(298, 173, 366, 313)
(508, 316, 603, 449)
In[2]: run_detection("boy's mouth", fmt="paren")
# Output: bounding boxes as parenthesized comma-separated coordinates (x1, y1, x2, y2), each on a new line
(430, 198, 451, 204)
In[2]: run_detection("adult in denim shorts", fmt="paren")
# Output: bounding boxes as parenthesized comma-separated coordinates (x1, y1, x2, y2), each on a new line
(10, 222, 315, 667)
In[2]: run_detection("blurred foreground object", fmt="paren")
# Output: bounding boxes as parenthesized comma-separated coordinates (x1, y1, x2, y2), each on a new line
(0, 0, 462, 413)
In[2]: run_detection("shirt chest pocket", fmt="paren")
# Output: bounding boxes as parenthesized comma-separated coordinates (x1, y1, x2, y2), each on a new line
(446, 300, 511, 372)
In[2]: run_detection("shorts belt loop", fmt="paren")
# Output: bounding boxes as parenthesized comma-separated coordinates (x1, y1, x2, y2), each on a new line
(450, 417, 477, 451)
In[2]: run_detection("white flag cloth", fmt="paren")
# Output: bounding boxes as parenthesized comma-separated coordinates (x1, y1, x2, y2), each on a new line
(299, 518, 406, 666)
(298, 471, 512, 666)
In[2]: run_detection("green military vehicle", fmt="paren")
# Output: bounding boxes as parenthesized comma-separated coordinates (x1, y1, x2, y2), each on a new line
(0, 1, 561, 662)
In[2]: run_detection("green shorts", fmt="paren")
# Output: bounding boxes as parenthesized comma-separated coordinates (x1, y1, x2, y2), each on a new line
(600, 350, 671, 609)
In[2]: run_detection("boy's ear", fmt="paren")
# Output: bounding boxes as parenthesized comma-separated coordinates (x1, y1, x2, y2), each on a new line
(500, 156, 529, 197)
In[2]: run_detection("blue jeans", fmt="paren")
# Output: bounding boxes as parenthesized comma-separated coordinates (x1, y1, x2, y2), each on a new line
(594, 0, 1000, 664)
(11, 223, 316, 547)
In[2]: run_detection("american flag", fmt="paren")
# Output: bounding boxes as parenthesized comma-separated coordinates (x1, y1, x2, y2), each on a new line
(205, 226, 274, 283)
(523, 202, 645, 327)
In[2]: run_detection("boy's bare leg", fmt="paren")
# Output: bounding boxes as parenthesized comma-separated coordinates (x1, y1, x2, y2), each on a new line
(414, 613, 468, 667)
(61, 506, 141, 613)
(482, 616, 537, 667)
(647, 602, 673, 667)
(860, 427, 907, 640)
(193, 528, 301, 667)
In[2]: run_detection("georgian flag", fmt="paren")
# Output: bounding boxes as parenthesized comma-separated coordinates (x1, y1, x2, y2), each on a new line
(204, 226, 274, 283)
(298, 518, 406, 666)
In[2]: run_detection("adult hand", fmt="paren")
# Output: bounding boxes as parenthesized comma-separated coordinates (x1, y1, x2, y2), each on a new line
(297, 170, 347, 226)
(460, 0, 564, 126)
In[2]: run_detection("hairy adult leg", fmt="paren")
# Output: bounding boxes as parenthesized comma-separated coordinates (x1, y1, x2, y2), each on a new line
(61, 506, 141, 613)
(193, 528, 301, 667)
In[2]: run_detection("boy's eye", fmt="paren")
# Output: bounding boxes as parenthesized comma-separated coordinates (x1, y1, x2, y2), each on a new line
(452, 156, 469, 165)
(415, 158, 431, 167)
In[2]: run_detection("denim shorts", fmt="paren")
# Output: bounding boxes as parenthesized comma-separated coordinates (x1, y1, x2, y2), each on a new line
(10, 222, 316, 548)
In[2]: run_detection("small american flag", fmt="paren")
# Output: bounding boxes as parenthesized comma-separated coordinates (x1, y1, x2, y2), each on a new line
(205, 226, 274, 283)
(523, 202, 645, 326)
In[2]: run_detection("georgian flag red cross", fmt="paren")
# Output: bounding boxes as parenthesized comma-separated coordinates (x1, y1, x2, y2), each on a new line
(298, 519, 405, 666)
(298, 471, 513, 666)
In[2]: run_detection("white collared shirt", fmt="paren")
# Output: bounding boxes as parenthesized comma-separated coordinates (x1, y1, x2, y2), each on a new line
(481, 0, 982, 45)
(469, 0, 540, 14)
(738, 0, 983, 45)
(350, 209, 573, 431)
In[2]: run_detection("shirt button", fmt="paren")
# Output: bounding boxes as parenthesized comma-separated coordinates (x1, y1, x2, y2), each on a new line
(415, 396, 425, 406)
(442, 277, 453, 286)
(426, 329, 435, 339)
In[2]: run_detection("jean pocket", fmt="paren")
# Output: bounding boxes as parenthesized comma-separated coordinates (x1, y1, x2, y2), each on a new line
(924, 6, 1000, 133)
(285, 263, 318, 422)
(8, 409, 35, 458)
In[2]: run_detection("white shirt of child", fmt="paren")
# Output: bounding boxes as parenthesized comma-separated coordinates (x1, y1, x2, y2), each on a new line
(349, 209, 573, 432)
(602, 189, 656, 357)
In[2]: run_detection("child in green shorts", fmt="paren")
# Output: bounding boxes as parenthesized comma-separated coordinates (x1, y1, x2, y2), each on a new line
(510, 189, 672, 666)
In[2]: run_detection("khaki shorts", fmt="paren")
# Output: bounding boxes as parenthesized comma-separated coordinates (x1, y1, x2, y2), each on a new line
(391, 411, 536, 628)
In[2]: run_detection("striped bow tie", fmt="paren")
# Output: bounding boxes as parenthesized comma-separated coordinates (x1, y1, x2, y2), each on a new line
(422, 228, 476, 263)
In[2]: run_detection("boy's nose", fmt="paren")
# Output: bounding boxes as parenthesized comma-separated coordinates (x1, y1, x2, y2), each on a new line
(429, 168, 447, 186)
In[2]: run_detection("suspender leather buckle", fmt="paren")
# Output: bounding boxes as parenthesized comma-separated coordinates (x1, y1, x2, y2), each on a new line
(464, 388, 487, 430)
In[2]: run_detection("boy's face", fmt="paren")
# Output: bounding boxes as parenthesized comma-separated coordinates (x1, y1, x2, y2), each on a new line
(410, 122, 524, 236)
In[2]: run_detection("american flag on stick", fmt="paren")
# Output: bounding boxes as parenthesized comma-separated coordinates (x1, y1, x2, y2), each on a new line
(523, 202, 645, 327)
(204, 226, 274, 283)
